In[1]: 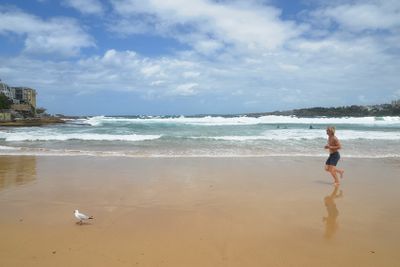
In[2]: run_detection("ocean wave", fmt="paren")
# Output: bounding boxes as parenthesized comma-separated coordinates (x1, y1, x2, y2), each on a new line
(82, 115, 400, 126)
(0, 133, 162, 142)
(2, 129, 399, 142)
(189, 129, 400, 141)
(0, 145, 19, 150)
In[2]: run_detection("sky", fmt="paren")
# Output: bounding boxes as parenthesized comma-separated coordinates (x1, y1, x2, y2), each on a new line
(0, 0, 399, 116)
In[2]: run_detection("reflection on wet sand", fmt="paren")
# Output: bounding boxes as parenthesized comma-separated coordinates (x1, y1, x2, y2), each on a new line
(323, 185, 343, 239)
(0, 156, 37, 190)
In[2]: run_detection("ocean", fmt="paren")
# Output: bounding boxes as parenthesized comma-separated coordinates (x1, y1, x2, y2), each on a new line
(1, 115, 400, 158)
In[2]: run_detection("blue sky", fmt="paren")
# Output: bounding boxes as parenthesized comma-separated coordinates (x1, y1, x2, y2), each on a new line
(1, 0, 400, 115)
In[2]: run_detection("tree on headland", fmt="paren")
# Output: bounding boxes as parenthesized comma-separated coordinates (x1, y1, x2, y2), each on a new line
(36, 107, 47, 115)
(248, 100, 400, 117)
(0, 93, 12, 109)
(35, 107, 50, 117)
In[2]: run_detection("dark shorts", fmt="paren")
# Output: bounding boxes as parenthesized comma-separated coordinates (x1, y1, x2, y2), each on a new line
(326, 152, 340, 166)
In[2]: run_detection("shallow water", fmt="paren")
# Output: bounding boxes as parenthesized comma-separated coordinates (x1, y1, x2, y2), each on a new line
(1, 115, 399, 157)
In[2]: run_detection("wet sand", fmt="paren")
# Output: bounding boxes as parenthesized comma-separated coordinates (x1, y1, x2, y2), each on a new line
(0, 156, 399, 266)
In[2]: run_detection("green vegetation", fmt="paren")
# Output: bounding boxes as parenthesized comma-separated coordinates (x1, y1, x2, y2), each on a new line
(248, 101, 400, 117)
(36, 107, 47, 115)
(288, 104, 400, 117)
(0, 93, 12, 109)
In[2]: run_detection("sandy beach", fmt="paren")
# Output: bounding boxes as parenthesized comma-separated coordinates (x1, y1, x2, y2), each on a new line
(0, 155, 399, 266)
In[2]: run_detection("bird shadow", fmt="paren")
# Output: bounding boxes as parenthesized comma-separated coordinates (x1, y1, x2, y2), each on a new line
(75, 221, 92, 226)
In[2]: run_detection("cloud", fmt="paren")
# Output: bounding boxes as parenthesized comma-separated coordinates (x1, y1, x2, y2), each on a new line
(3, 34, 399, 110)
(310, 1, 400, 32)
(191, 36, 224, 55)
(173, 83, 199, 96)
(0, 7, 94, 56)
(62, 0, 105, 15)
(1, 1, 400, 113)
(110, 0, 303, 54)
(278, 63, 300, 72)
(182, 71, 200, 78)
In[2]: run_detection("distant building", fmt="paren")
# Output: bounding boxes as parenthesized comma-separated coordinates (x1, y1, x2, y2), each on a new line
(0, 82, 15, 100)
(392, 100, 400, 107)
(0, 81, 37, 107)
(0, 80, 37, 117)
(12, 87, 37, 108)
(0, 111, 12, 121)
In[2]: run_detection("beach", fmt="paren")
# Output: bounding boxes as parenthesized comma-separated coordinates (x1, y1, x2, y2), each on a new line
(0, 155, 399, 266)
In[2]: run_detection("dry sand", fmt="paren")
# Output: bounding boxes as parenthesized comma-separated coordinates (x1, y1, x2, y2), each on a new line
(0, 155, 399, 266)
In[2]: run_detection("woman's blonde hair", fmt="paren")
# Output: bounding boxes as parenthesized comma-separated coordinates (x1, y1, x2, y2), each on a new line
(326, 126, 336, 134)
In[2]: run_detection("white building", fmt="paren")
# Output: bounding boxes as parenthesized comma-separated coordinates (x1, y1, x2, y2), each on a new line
(0, 82, 13, 99)
(0, 81, 23, 104)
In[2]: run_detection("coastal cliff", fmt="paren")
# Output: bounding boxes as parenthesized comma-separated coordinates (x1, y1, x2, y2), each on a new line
(0, 117, 65, 127)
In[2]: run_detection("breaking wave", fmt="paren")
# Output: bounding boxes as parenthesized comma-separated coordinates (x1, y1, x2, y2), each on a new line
(82, 115, 400, 126)
(0, 133, 162, 142)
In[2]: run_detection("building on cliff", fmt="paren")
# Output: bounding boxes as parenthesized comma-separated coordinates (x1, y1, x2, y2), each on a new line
(0, 111, 12, 122)
(12, 87, 37, 108)
(0, 80, 37, 117)
(0, 82, 15, 102)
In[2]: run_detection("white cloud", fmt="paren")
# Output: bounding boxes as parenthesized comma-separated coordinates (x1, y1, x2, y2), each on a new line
(1, 1, 400, 113)
(110, 0, 303, 53)
(174, 83, 199, 96)
(0, 8, 94, 56)
(2, 34, 400, 111)
(63, 0, 105, 15)
(182, 71, 201, 78)
(141, 65, 162, 77)
(278, 63, 300, 72)
(312, 1, 400, 32)
(192, 38, 224, 55)
(0, 50, 206, 96)
(150, 80, 165, 86)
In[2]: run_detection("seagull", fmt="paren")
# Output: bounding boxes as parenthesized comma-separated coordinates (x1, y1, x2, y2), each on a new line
(74, 209, 94, 224)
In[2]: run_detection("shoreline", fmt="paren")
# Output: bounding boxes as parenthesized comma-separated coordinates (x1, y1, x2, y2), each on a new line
(0, 151, 399, 159)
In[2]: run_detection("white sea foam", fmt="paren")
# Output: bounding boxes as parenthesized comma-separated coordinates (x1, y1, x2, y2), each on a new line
(84, 116, 106, 126)
(0, 145, 18, 150)
(0, 132, 162, 142)
(0, 148, 399, 159)
(82, 115, 400, 126)
(2, 128, 399, 142)
(191, 129, 400, 141)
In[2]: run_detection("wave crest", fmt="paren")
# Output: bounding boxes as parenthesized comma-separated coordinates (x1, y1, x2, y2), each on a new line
(1, 133, 162, 142)
(81, 115, 400, 126)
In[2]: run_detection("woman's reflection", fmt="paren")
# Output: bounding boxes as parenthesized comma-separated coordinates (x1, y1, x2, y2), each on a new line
(323, 185, 343, 239)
